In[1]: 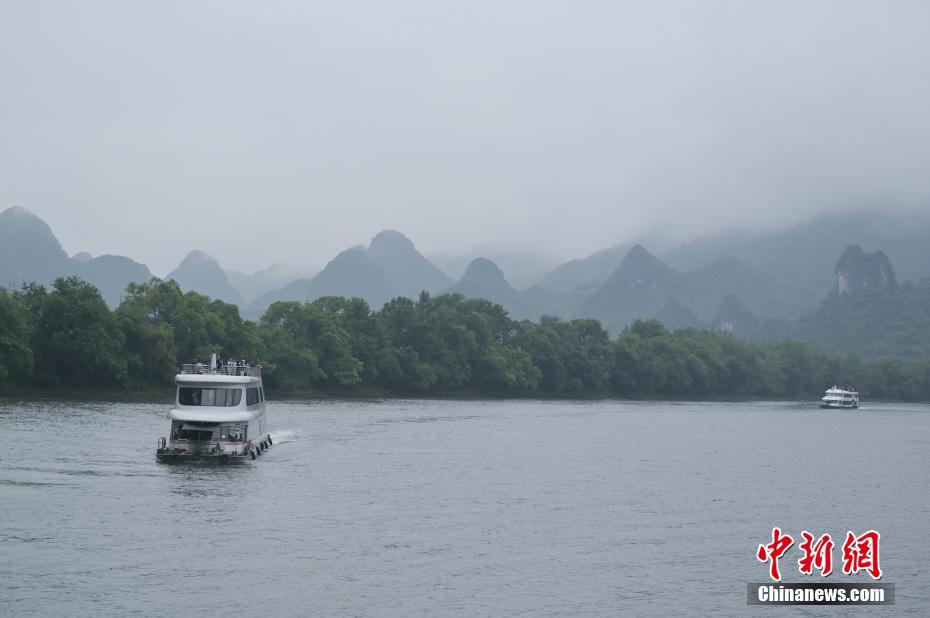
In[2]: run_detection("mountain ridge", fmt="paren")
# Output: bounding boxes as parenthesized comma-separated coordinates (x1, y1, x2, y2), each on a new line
(5, 206, 930, 360)
(166, 250, 243, 306)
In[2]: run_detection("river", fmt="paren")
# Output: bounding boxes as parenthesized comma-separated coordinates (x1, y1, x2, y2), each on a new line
(1, 398, 927, 616)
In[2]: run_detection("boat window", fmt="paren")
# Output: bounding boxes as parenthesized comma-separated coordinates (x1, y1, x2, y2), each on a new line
(177, 428, 215, 441)
(246, 387, 259, 406)
(219, 424, 245, 441)
(179, 387, 243, 407)
(259, 387, 264, 402)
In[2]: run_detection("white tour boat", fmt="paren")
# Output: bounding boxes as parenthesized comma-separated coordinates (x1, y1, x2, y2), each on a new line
(821, 385, 860, 409)
(156, 355, 272, 463)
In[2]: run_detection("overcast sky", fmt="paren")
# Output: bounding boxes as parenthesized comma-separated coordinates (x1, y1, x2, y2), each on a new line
(2, 1, 929, 276)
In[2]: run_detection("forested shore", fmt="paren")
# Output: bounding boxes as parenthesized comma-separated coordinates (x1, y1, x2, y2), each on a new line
(1, 277, 929, 401)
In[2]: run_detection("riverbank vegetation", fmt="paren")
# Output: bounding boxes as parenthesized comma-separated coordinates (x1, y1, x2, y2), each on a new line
(2, 277, 929, 401)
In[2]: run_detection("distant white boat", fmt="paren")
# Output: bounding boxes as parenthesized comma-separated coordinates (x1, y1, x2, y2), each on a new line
(821, 385, 859, 409)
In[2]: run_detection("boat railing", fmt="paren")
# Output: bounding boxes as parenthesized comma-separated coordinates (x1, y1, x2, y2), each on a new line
(180, 363, 262, 377)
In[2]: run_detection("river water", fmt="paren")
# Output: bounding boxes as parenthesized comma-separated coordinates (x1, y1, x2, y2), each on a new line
(1, 398, 928, 616)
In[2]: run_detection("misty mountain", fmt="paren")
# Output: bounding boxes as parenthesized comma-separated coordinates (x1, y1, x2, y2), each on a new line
(0, 206, 73, 289)
(783, 246, 930, 359)
(446, 258, 529, 316)
(246, 277, 315, 316)
(166, 250, 243, 306)
(581, 245, 684, 332)
(429, 249, 555, 291)
(685, 257, 811, 319)
(75, 254, 153, 307)
(246, 246, 395, 316)
(656, 298, 702, 331)
(520, 285, 579, 321)
(662, 210, 930, 305)
(906, 277, 930, 309)
(0, 207, 153, 307)
(368, 230, 454, 298)
(305, 246, 394, 308)
(226, 263, 313, 305)
(576, 245, 805, 333)
(711, 294, 760, 339)
(247, 230, 455, 316)
(10, 207, 930, 360)
(453, 210, 930, 324)
(539, 242, 634, 294)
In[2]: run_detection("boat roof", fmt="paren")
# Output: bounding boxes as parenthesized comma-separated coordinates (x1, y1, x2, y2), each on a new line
(167, 408, 262, 422)
(175, 374, 261, 385)
(825, 386, 858, 394)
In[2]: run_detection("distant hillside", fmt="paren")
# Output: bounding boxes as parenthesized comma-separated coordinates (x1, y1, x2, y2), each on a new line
(523, 210, 930, 324)
(539, 242, 634, 293)
(247, 230, 455, 316)
(246, 277, 315, 316)
(226, 263, 313, 305)
(76, 255, 153, 307)
(166, 251, 243, 306)
(520, 285, 578, 321)
(711, 294, 760, 339)
(7, 206, 930, 357)
(576, 245, 818, 333)
(429, 249, 554, 290)
(246, 246, 396, 317)
(782, 246, 930, 359)
(662, 210, 930, 304)
(685, 257, 810, 319)
(656, 298, 701, 331)
(0, 206, 73, 289)
(0, 207, 152, 307)
(368, 230, 453, 298)
(305, 246, 395, 308)
(581, 245, 681, 332)
(446, 258, 529, 317)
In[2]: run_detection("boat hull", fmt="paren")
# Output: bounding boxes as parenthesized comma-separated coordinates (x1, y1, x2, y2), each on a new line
(156, 451, 252, 464)
(156, 434, 272, 463)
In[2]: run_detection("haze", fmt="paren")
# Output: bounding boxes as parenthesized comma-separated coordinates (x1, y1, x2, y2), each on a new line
(2, 0, 929, 276)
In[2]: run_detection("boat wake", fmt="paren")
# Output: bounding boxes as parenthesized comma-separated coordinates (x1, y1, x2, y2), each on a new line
(270, 429, 299, 444)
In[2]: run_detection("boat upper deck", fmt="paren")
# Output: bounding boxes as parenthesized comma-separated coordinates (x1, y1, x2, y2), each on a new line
(824, 386, 858, 396)
(181, 363, 261, 377)
(176, 363, 262, 385)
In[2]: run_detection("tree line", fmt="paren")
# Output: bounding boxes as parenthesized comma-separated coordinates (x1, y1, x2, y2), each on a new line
(1, 276, 929, 401)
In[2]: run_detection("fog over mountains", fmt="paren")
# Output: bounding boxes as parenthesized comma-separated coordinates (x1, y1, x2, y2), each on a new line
(165, 251, 243, 307)
(0, 206, 153, 307)
(3, 205, 930, 358)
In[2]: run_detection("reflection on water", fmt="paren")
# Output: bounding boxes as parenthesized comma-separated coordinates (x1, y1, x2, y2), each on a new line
(1, 398, 929, 616)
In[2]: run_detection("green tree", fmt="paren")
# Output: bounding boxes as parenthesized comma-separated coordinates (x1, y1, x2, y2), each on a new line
(32, 277, 127, 386)
(116, 279, 263, 378)
(311, 296, 400, 385)
(115, 280, 178, 385)
(0, 288, 33, 385)
(260, 300, 361, 389)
